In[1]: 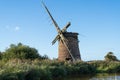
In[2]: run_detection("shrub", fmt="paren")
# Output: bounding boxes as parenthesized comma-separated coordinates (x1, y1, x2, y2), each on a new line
(24, 69, 41, 80)
(0, 52, 2, 60)
(2, 43, 41, 60)
(104, 52, 118, 61)
(0, 73, 18, 80)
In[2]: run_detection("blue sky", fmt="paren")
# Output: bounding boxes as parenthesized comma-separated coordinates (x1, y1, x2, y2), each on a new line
(0, 0, 120, 61)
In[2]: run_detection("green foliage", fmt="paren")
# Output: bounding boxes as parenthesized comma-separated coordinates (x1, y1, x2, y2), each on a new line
(41, 54, 49, 59)
(0, 59, 120, 80)
(89, 60, 120, 73)
(0, 43, 120, 80)
(2, 43, 41, 60)
(64, 61, 96, 75)
(24, 68, 51, 80)
(104, 52, 118, 61)
(49, 66, 67, 78)
(0, 73, 19, 80)
(0, 52, 2, 60)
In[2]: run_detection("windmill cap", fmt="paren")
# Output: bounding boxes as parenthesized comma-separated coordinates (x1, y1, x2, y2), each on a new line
(63, 32, 79, 35)
(63, 32, 79, 38)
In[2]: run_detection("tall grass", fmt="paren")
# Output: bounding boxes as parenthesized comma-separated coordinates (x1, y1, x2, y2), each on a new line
(88, 60, 120, 73)
(0, 59, 120, 80)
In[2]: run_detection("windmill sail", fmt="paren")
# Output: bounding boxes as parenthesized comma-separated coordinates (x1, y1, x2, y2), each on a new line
(62, 22, 71, 32)
(42, 2, 80, 62)
(42, 2, 61, 33)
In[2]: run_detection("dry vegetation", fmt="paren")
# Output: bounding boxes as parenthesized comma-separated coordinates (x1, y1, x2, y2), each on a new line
(0, 43, 120, 80)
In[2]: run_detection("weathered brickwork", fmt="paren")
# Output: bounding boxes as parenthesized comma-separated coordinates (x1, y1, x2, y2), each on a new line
(58, 32, 81, 61)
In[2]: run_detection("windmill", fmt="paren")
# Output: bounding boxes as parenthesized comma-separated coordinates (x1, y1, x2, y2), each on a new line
(42, 2, 81, 61)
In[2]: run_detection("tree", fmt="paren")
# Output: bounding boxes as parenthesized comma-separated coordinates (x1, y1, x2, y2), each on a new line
(2, 43, 41, 60)
(42, 55, 49, 59)
(0, 52, 2, 60)
(104, 52, 118, 61)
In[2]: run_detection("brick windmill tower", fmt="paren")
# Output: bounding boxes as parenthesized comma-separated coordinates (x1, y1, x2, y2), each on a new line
(42, 2, 81, 61)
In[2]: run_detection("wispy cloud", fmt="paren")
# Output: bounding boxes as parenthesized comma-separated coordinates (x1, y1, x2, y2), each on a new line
(5, 25, 20, 32)
(14, 26, 20, 31)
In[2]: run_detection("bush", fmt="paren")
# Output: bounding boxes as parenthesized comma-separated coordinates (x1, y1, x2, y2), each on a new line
(0, 52, 2, 60)
(2, 43, 41, 60)
(63, 61, 96, 75)
(49, 66, 66, 78)
(104, 52, 118, 61)
(25, 69, 41, 80)
(0, 73, 19, 80)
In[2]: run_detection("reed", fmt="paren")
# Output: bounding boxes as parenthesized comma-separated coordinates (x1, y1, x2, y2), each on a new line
(0, 59, 120, 80)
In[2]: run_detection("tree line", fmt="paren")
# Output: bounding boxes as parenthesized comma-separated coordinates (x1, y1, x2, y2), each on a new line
(0, 43, 119, 61)
(0, 43, 48, 60)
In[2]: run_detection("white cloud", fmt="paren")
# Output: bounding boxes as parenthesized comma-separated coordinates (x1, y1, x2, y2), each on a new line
(14, 26, 20, 31)
(5, 25, 20, 32)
